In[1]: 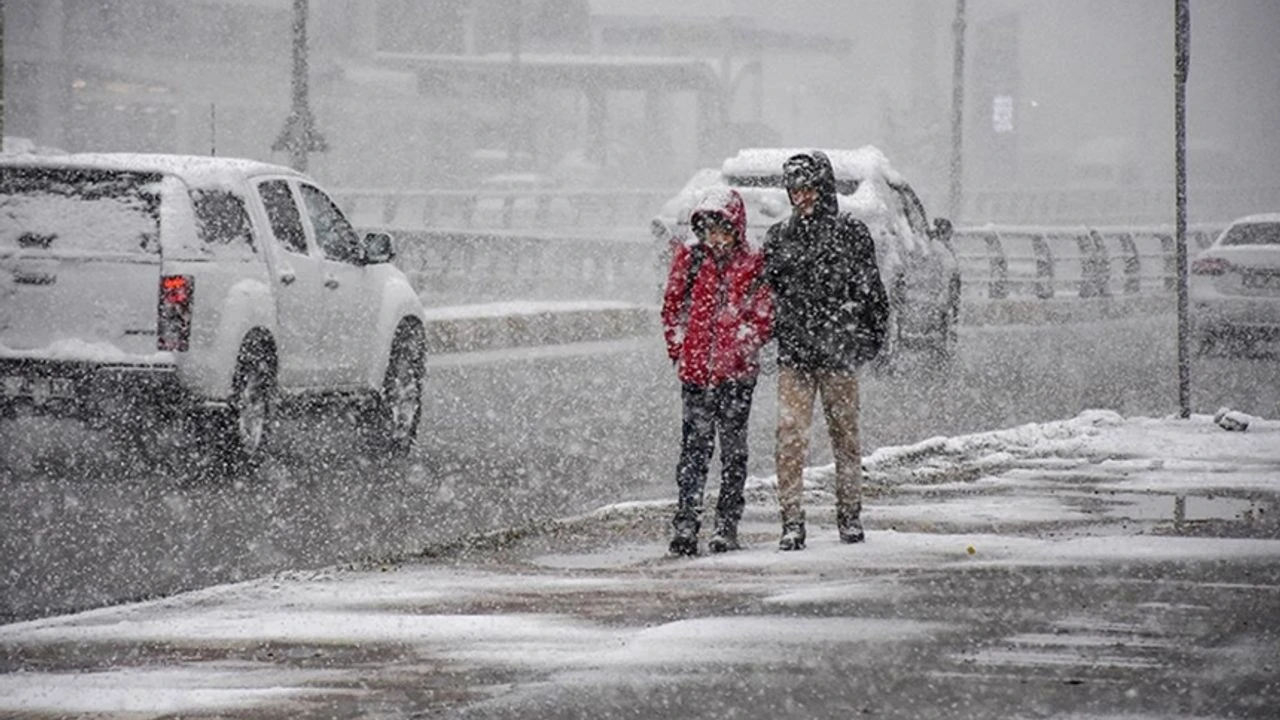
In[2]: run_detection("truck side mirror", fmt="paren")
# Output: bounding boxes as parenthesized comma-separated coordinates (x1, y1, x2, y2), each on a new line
(362, 232, 395, 264)
(933, 217, 954, 243)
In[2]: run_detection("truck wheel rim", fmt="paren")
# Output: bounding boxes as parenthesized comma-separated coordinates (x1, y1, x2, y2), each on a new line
(386, 353, 421, 441)
(237, 372, 268, 451)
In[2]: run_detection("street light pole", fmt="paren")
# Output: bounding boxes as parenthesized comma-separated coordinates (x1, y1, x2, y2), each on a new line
(1175, 0, 1191, 418)
(949, 0, 967, 223)
(508, 1, 523, 165)
(1, 1, 6, 143)
(272, 0, 327, 171)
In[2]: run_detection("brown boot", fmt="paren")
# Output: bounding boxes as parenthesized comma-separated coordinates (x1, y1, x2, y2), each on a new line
(837, 512, 865, 543)
(778, 520, 806, 551)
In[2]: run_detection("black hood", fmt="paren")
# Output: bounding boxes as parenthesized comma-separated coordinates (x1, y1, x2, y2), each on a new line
(784, 150, 839, 219)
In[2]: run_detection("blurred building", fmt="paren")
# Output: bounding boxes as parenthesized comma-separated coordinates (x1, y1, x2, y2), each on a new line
(4, 0, 1277, 202)
(2, 0, 852, 190)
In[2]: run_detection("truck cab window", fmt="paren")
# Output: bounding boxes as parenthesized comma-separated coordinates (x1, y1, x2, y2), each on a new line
(257, 179, 309, 255)
(300, 184, 362, 264)
(191, 189, 255, 252)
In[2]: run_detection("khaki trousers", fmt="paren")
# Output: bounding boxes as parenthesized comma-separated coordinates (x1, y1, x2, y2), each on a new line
(775, 365, 862, 525)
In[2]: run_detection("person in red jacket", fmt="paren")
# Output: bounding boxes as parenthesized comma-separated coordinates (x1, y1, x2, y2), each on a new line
(661, 187, 773, 556)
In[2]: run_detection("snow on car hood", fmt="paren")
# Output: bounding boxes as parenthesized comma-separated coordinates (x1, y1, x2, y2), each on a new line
(655, 146, 925, 271)
(721, 146, 905, 187)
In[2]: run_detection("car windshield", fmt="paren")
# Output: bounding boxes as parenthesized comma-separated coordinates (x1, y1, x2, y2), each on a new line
(0, 166, 162, 255)
(1221, 222, 1280, 246)
(725, 174, 861, 195)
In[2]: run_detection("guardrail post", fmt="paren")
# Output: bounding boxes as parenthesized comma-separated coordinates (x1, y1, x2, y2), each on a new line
(983, 232, 1008, 299)
(1096, 230, 1112, 296)
(461, 194, 477, 229)
(1158, 233, 1176, 292)
(382, 196, 399, 226)
(1032, 234, 1054, 299)
(1079, 230, 1110, 298)
(501, 196, 515, 229)
(421, 194, 438, 229)
(535, 195, 551, 226)
(606, 194, 619, 226)
(1115, 232, 1140, 295)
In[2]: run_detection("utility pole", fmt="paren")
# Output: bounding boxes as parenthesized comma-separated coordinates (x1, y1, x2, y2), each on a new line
(272, 0, 327, 171)
(949, 0, 967, 223)
(508, 1, 522, 166)
(1175, 0, 1191, 418)
(1, 0, 6, 143)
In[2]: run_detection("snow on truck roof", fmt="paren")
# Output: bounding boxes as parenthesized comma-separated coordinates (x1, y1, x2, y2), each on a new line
(0, 153, 305, 187)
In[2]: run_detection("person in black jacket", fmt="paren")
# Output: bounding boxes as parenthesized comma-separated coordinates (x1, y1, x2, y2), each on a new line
(762, 150, 889, 550)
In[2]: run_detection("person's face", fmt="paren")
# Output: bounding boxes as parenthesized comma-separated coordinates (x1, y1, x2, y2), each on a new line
(701, 219, 735, 255)
(789, 185, 819, 216)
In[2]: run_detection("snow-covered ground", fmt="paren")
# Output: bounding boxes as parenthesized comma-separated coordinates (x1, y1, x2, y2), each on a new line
(2, 409, 1278, 717)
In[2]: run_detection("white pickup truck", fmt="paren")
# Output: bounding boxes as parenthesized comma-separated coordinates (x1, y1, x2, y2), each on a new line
(0, 153, 428, 470)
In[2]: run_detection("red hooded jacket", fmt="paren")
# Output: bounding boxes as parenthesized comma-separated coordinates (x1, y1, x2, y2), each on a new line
(661, 188, 773, 386)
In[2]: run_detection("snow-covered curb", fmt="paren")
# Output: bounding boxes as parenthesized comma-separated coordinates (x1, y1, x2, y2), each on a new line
(417, 296, 1171, 354)
(421, 301, 654, 353)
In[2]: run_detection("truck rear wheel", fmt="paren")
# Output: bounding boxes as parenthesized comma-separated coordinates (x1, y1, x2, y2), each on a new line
(933, 292, 960, 365)
(213, 340, 276, 474)
(362, 324, 425, 458)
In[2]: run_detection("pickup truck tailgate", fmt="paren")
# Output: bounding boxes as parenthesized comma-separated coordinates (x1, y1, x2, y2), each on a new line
(1, 166, 163, 359)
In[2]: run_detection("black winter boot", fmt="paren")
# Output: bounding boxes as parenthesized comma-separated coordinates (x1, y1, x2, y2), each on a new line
(778, 521, 806, 551)
(707, 517, 741, 553)
(668, 519, 700, 557)
(837, 511, 865, 544)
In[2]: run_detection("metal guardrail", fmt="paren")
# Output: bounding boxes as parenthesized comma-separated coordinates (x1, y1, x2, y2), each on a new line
(381, 221, 1226, 353)
(379, 223, 1224, 312)
(335, 184, 1275, 233)
(965, 185, 1277, 227)
(335, 181, 1245, 312)
(337, 187, 669, 237)
(336, 186, 1243, 351)
(388, 228, 658, 306)
(951, 224, 1221, 302)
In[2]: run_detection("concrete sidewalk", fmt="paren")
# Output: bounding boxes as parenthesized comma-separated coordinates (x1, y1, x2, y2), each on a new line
(3, 411, 1279, 718)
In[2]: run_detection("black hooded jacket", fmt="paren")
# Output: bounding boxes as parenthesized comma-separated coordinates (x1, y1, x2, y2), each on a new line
(762, 150, 889, 371)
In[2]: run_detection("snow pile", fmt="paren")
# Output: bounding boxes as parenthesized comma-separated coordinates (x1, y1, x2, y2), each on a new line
(748, 409, 1125, 494)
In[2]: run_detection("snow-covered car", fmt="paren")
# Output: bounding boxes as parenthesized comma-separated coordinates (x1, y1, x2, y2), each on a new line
(652, 147, 961, 362)
(1190, 213, 1280, 356)
(0, 153, 428, 468)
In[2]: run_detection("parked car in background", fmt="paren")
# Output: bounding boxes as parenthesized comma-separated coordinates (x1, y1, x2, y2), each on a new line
(1190, 213, 1280, 357)
(0, 153, 428, 470)
(652, 146, 961, 363)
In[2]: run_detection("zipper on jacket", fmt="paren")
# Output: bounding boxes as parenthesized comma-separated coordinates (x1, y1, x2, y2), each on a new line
(707, 257, 731, 380)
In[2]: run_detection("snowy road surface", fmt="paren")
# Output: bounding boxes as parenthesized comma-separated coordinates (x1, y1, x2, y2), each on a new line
(1, 410, 1278, 718)
(2, 313, 1278, 625)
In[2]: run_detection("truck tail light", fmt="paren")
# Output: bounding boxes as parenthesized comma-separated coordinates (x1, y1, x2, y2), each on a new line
(158, 274, 193, 351)
(1191, 257, 1231, 276)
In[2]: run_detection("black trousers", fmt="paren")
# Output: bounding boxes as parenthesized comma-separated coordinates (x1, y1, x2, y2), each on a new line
(673, 379, 756, 531)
